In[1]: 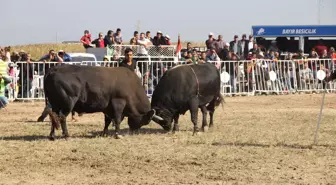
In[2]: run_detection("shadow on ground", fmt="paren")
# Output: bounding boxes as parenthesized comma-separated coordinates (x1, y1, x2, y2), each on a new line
(0, 128, 168, 141)
(211, 141, 335, 150)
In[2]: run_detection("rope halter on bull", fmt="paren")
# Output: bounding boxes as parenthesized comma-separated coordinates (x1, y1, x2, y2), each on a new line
(189, 65, 203, 97)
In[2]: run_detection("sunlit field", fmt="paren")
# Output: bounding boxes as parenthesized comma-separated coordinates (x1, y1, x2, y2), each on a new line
(9, 41, 203, 60)
(1, 94, 336, 184)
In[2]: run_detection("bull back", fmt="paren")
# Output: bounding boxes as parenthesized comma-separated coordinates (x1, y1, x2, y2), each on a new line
(151, 63, 221, 112)
(44, 65, 151, 117)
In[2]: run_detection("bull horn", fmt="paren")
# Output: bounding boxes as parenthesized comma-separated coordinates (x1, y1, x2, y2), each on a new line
(153, 115, 164, 121)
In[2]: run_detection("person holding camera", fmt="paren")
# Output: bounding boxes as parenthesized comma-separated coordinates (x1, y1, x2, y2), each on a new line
(38, 49, 63, 75)
(0, 73, 11, 109)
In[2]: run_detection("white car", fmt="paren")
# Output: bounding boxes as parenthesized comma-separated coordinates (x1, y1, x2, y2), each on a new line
(67, 53, 102, 66)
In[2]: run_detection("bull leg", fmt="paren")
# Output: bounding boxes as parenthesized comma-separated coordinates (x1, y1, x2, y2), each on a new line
(112, 119, 116, 127)
(172, 114, 180, 132)
(207, 100, 215, 128)
(102, 114, 112, 137)
(49, 124, 56, 141)
(200, 106, 209, 132)
(209, 110, 214, 128)
(59, 111, 70, 138)
(111, 99, 126, 139)
(37, 106, 50, 122)
(189, 98, 199, 136)
(71, 111, 78, 122)
(48, 110, 58, 141)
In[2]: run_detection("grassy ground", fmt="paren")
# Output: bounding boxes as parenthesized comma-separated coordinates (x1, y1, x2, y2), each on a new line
(1, 94, 336, 184)
(11, 43, 86, 60)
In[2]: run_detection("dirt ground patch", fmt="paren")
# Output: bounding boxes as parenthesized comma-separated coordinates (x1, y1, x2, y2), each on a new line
(1, 94, 336, 184)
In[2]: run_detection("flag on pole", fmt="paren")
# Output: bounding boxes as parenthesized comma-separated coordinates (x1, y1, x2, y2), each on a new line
(176, 33, 182, 61)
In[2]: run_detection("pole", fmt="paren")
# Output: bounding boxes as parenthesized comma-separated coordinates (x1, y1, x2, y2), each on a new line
(318, 0, 323, 25)
(313, 86, 326, 145)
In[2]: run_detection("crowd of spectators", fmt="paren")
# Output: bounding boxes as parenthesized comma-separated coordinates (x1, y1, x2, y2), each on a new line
(2, 29, 336, 101)
(80, 29, 171, 49)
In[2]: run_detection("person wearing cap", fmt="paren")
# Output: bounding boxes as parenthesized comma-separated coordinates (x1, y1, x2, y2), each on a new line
(165, 35, 171, 45)
(58, 50, 71, 62)
(221, 43, 230, 60)
(38, 50, 63, 76)
(205, 32, 216, 50)
(80, 30, 93, 49)
(229, 35, 242, 57)
(152, 31, 167, 46)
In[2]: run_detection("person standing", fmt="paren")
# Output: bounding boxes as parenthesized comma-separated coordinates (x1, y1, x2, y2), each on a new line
(0, 73, 11, 109)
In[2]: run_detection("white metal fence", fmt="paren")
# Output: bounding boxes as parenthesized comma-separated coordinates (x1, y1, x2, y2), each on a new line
(106, 45, 177, 57)
(3, 59, 336, 102)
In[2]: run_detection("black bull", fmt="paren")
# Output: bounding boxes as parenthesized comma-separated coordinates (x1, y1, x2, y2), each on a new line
(44, 65, 156, 140)
(151, 63, 224, 135)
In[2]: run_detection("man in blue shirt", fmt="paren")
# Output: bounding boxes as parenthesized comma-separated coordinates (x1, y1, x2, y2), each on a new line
(57, 50, 71, 62)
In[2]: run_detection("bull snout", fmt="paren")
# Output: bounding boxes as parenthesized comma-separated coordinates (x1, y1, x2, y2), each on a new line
(152, 115, 172, 131)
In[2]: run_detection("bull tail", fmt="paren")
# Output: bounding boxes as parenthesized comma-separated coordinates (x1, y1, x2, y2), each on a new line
(48, 109, 60, 130)
(207, 92, 225, 111)
(45, 97, 60, 130)
(214, 94, 225, 110)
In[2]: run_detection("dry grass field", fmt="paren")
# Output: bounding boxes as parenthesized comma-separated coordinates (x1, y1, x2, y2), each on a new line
(1, 94, 336, 184)
(11, 43, 86, 60)
(9, 41, 203, 60)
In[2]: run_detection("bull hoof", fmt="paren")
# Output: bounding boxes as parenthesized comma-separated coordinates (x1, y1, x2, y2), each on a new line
(114, 134, 123, 139)
(193, 131, 202, 136)
(101, 130, 109, 137)
(172, 125, 179, 132)
(130, 129, 140, 135)
(61, 133, 69, 139)
(37, 117, 44, 122)
(202, 126, 209, 132)
(209, 124, 214, 128)
(49, 135, 55, 141)
(71, 118, 78, 122)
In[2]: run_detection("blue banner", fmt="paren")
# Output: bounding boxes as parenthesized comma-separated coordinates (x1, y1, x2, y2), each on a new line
(252, 25, 336, 37)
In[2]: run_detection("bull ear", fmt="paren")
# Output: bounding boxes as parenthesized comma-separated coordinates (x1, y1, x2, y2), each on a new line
(147, 109, 156, 120)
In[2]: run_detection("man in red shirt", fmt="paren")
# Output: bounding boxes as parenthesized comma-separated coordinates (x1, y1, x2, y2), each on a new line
(315, 39, 328, 57)
(80, 30, 93, 49)
(92, 32, 105, 48)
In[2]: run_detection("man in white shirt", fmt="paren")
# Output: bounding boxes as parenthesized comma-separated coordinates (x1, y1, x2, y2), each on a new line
(136, 32, 152, 86)
(248, 35, 254, 52)
(137, 32, 151, 56)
